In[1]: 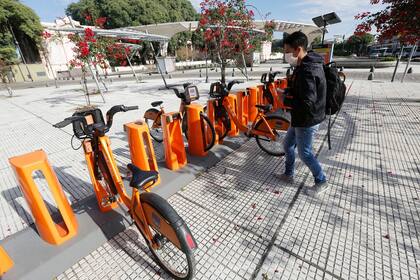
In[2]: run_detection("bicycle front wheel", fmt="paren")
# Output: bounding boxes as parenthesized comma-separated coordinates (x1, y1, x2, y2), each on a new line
(200, 113, 216, 151)
(144, 108, 163, 143)
(136, 192, 196, 280)
(255, 115, 290, 156)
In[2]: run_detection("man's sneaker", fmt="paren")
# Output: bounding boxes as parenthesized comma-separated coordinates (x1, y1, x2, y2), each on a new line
(275, 173, 294, 184)
(305, 181, 329, 197)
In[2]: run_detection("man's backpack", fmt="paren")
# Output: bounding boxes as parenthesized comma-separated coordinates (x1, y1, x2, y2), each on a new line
(324, 62, 346, 115)
(324, 62, 347, 150)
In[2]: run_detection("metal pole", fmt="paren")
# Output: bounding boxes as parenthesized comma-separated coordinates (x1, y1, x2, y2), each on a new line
(146, 30, 168, 88)
(401, 43, 417, 83)
(205, 45, 209, 83)
(321, 21, 327, 44)
(391, 45, 404, 82)
(125, 48, 139, 83)
(9, 24, 34, 82)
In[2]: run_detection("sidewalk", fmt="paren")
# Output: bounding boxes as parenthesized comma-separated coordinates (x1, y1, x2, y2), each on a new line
(58, 81, 419, 279)
(1, 79, 419, 279)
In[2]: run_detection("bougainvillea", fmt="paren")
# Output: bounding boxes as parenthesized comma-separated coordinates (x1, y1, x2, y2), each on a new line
(198, 0, 261, 82)
(355, 0, 419, 44)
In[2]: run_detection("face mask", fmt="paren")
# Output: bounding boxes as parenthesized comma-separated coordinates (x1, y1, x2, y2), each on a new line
(285, 52, 298, 66)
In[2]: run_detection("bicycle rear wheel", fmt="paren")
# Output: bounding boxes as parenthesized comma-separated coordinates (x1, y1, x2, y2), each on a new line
(144, 108, 163, 143)
(135, 192, 196, 280)
(200, 113, 216, 151)
(214, 107, 230, 141)
(255, 115, 290, 156)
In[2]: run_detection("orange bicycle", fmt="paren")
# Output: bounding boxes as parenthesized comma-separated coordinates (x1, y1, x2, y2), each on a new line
(144, 83, 216, 152)
(53, 105, 197, 279)
(260, 71, 292, 111)
(208, 81, 291, 156)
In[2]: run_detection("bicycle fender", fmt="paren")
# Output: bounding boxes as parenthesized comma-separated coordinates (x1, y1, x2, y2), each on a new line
(140, 192, 198, 253)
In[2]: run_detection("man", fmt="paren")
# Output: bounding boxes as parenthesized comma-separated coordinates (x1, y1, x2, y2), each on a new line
(278, 31, 328, 196)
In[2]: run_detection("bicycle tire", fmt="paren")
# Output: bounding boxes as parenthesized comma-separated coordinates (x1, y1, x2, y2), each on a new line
(200, 113, 216, 151)
(214, 107, 230, 141)
(136, 192, 196, 280)
(144, 108, 163, 143)
(182, 111, 188, 139)
(255, 115, 290, 156)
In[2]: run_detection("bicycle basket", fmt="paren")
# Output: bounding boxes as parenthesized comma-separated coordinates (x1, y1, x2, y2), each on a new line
(72, 108, 105, 139)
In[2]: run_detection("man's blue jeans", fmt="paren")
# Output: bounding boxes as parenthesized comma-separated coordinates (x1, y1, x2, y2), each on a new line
(283, 125, 326, 183)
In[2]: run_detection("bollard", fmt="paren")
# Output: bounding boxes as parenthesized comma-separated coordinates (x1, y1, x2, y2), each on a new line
(199, 69, 202, 78)
(206, 99, 220, 145)
(368, 72, 374, 80)
(161, 112, 187, 170)
(247, 87, 259, 122)
(124, 121, 160, 190)
(186, 104, 208, 157)
(236, 91, 249, 126)
(9, 150, 78, 245)
(257, 85, 266, 105)
(227, 94, 239, 137)
(0, 246, 13, 276)
(408, 67, 413, 74)
(232, 68, 235, 77)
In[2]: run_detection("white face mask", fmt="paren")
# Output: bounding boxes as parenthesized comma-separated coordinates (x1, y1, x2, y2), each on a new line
(285, 52, 298, 66)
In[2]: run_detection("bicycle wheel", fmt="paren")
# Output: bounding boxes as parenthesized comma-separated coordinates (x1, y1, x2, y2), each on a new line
(136, 192, 196, 280)
(182, 111, 188, 139)
(200, 113, 216, 151)
(255, 115, 290, 156)
(214, 107, 230, 141)
(144, 108, 163, 143)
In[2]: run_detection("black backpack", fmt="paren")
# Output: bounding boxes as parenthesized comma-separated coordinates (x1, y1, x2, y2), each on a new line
(324, 62, 346, 115)
(323, 62, 347, 149)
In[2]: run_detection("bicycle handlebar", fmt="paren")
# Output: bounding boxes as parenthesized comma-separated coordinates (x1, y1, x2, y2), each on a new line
(261, 71, 282, 84)
(106, 105, 138, 129)
(53, 116, 86, 129)
(227, 80, 243, 91)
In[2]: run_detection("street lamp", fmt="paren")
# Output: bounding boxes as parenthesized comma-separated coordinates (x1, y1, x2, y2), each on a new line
(312, 12, 341, 44)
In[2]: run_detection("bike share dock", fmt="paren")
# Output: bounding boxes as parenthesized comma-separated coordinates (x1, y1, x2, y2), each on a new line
(0, 80, 419, 279)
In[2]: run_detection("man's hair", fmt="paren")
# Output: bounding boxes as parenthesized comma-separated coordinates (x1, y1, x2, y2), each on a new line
(284, 31, 308, 50)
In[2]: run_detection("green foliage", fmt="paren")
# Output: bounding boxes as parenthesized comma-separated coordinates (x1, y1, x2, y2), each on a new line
(66, 0, 198, 28)
(0, 0, 43, 65)
(333, 33, 375, 57)
(271, 39, 283, 53)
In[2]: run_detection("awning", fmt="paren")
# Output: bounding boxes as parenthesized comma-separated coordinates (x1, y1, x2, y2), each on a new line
(126, 20, 322, 41)
(45, 26, 169, 42)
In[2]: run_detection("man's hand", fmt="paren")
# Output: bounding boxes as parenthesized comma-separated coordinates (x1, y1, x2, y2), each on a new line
(276, 88, 285, 94)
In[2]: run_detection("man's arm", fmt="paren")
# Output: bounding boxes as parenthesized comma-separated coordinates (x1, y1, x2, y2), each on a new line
(298, 70, 318, 113)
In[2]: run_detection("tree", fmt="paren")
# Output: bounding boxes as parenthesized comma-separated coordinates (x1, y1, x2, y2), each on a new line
(355, 0, 419, 44)
(198, 0, 263, 83)
(346, 33, 375, 56)
(66, 0, 198, 29)
(0, 0, 43, 67)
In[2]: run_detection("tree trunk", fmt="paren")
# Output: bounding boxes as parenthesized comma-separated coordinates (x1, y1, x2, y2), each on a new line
(221, 63, 226, 84)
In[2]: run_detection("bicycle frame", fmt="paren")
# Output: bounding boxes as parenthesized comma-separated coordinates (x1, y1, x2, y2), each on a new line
(221, 97, 277, 140)
(82, 135, 157, 246)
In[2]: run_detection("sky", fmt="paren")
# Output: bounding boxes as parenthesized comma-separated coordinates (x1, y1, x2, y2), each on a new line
(21, 0, 382, 40)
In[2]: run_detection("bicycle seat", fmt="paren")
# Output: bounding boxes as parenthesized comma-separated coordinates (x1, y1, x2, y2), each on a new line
(127, 164, 159, 189)
(255, 104, 272, 112)
(151, 101, 163, 107)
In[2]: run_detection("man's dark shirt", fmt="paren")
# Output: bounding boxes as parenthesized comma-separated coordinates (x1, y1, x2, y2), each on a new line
(289, 51, 327, 127)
